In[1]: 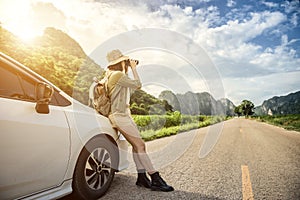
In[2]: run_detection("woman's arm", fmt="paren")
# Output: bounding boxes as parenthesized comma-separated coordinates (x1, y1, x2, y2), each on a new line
(115, 60, 142, 90)
(115, 72, 142, 90)
(129, 60, 140, 82)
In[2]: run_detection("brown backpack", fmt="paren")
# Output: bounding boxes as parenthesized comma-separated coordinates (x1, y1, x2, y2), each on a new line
(92, 73, 112, 117)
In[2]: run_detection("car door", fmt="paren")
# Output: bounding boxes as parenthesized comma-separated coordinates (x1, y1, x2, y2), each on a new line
(0, 59, 70, 199)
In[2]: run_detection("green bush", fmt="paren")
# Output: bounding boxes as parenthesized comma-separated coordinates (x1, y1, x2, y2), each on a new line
(252, 114, 300, 132)
(141, 130, 157, 141)
(138, 113, 227, 141)
(156, 127, 179, 138)
(165, 111, 181, 127)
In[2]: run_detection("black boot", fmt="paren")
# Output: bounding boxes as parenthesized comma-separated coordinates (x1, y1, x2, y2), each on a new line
(150, 172, 174, 192)
(136, 169, 151, 188)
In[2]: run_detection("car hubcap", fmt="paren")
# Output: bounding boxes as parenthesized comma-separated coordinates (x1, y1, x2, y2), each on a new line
(85, 148, 112, 190)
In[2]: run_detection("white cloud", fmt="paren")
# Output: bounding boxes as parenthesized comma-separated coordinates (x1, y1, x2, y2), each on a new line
(282, 0, 300, 14)
(199, 11, 286, 48)
(290, 13, 298, 26)
(262, 1, 278, 8)
(227, 0, 236, 8)
(223, 71, 300, 105)
(193, 11, 296, 79)
(1, 0, 299, 105)
(30, 2, 67, 31)
(250, 37, 300, 73)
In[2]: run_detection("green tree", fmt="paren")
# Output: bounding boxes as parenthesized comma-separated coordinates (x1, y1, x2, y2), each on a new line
(0, 26, 104, 105)
(234, 105, 243, 117)
(238, 100, 255, 118)
(162, 99, 173, 112)
(130, 89, 173, 115)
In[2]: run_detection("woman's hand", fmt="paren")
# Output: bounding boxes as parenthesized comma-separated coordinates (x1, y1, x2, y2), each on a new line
(129, 59, 140, 82)
(129, 59, 138, 69)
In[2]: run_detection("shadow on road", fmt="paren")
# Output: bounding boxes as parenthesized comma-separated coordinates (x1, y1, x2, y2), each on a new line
(60, 173, 225, 200)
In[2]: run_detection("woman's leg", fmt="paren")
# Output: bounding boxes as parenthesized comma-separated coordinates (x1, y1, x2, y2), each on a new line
(117, 124, 156, 173)
(132, 147, 144, 171)
(111, 114, 174, 191)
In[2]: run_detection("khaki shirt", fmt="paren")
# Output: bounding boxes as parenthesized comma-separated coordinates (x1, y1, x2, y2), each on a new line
(107, 70, 142, 114)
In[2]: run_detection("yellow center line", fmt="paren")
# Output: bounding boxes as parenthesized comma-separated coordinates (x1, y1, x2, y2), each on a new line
(241, 165, 254, 200)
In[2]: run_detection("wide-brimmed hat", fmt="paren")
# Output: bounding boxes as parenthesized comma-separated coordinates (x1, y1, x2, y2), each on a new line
(106, 49, 129, 66)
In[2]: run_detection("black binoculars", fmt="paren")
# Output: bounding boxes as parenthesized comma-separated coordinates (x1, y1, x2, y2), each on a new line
(126, 59, 139, 66)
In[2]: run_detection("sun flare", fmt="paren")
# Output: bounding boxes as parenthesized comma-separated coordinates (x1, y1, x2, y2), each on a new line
(0, 0, 43, 42)
(14, 28, 41, 42)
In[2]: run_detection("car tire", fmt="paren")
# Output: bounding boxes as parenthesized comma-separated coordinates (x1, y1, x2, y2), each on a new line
(72, 135, 119, 200)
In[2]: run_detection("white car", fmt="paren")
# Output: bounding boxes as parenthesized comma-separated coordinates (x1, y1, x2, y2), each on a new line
(0, 52, 129, 200)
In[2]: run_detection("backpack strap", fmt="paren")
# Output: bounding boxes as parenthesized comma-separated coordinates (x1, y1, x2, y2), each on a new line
(104, 71, 114, 97)
(106, 71, 123, 97)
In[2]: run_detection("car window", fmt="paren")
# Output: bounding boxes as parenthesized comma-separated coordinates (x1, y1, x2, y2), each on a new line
(18, 72, 36, 101)
(0, 63, 25, 100)
(1, 59, 71, 106)
(52, 91, 72, 106)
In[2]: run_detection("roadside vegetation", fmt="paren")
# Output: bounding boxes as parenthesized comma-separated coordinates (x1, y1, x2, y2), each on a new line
(132, 111, 230, 141)
(234, 100, 254, 118)
(251, 114, 300, 132)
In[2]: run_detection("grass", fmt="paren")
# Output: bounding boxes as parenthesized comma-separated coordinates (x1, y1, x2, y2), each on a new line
(251, 114, 300, 132)
(132, 115, 229, 141)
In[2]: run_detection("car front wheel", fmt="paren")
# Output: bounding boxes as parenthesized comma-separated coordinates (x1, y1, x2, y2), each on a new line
(72, 135, 119, 199)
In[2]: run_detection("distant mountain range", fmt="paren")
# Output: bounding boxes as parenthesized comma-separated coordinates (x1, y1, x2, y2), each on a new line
(157, 90, 300, 116)
(255, 91, 300, 115)
(158, 90, 236, 116)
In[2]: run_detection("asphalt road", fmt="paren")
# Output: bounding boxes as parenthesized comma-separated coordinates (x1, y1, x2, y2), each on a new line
(64, 118, 300, 199)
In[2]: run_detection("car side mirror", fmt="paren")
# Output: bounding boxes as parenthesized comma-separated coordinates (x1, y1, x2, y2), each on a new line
(35, 83, 54, 114)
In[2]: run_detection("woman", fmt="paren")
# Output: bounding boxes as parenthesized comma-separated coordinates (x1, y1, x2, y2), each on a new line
(106, 49, 174, 192)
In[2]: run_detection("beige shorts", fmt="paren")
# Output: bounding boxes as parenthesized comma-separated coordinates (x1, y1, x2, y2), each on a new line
(108, 113, 132, 128)
(108, 113, 141, 139)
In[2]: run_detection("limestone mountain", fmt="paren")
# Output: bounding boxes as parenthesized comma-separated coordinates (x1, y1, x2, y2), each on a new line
(255, 91, 300, 115)
(34, 27, 86, 58)
(218, 98, 236, 116)
(159, 90, 236, 116)
(0, 26, 104, 104)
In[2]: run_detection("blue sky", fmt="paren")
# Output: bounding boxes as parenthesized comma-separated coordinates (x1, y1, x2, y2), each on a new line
(1, 0, 299, 105)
